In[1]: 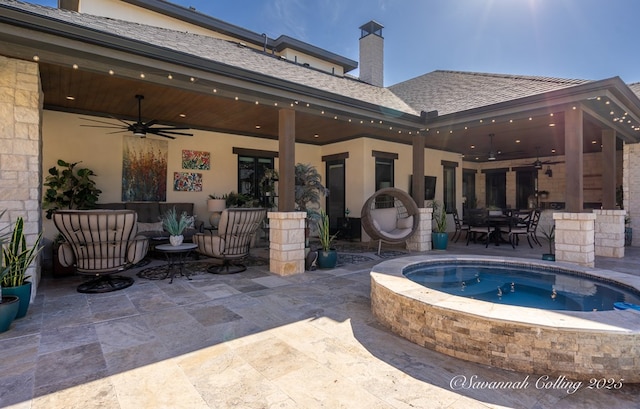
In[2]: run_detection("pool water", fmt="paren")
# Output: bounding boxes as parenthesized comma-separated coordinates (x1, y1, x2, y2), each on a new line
(404, 262, 640, 311)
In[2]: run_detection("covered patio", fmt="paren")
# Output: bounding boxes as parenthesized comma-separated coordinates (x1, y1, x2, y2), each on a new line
(1, 241, 639, 408)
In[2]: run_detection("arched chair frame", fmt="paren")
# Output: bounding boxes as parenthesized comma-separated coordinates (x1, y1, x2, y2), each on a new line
(360, 187, 420, 255)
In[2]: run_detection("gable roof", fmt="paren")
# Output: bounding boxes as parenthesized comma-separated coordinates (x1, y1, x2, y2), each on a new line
(389, 70, 591, 116)
(1, 0, 418, 116)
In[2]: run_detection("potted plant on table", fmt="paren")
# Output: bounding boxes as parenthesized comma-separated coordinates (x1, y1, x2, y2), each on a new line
(316, 209, 338, 269)
(161, 207, 191, 246)
(2, 216, 42, 319)
(541, 225, 555, 261)
(431, 200, 448, 250)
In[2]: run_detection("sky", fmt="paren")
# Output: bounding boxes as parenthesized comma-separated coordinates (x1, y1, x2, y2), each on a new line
(27, 0, 640, 86)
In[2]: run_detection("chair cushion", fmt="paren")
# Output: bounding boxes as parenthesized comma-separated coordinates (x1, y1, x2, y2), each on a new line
(396, 216, 413, 230)
(370, 207, 398, 233)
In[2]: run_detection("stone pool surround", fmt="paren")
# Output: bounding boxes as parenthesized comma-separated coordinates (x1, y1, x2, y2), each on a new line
(370, 255, 640, 382)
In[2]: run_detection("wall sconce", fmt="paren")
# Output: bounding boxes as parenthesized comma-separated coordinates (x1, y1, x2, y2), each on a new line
(544, 166, 553, 177)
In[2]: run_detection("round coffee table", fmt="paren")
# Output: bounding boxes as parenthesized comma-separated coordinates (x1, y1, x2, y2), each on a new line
(154, 243, 198, 283)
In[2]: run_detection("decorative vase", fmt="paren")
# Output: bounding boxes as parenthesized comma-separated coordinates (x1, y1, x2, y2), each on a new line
(2, 281, 32, 319)
(316, 249, 338, 269)
(0, 296, 20, 333)
(432, 232, 449, 250)
(207, 199, 226, 228)
(169, 235, 184, 246)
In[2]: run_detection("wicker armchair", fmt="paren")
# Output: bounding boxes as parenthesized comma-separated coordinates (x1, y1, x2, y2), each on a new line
(53, 210, 149, 293)
(193, 208, 267, 274)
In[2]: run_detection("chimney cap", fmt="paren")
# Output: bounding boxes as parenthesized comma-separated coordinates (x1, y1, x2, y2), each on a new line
(359, 20, 384, 38)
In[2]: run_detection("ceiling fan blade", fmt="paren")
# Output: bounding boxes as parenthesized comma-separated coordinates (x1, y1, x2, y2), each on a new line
(79, 117, 128, 126)
(148, 128, 194, 136)
(80, 124, 127, 130)
(150, 126, 192, 131)
(144, 119, 159, 128)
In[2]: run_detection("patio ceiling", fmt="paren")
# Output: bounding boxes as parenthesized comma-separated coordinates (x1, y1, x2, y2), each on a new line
(37, 61, 632, 163)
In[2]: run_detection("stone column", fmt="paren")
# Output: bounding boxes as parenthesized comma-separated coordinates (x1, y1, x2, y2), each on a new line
(592, 209, 625, 258)
(623, 142, 640, 247)
(0, 56, 42, 300)
(268, 211, 306, 275)
(406, 207, 433, 251)
(553, 212, 596, 267)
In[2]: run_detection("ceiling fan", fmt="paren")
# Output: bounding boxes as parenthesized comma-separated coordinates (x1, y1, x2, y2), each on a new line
(80, 94, 193, 139)
(464, 133, 502, 161)
(531, 147, 563, 169)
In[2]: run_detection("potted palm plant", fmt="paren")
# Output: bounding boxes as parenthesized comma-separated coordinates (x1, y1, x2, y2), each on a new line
(295, 163, 328, 249)
(2, 216, 42, 319)
(316, 209, 338, 269)
(431, 200, 448, 250)
(161, 207, 191, 246)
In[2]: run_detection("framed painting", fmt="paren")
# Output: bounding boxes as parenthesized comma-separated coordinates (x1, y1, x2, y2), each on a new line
(182, 150, 210, 170)
(174, 172, 203, 191)
(122, 136, 168, 201)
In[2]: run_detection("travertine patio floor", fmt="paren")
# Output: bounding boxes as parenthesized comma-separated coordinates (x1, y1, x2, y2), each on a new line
(1, 239, 639, 408)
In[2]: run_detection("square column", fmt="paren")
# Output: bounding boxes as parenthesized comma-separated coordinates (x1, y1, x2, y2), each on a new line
(268, 211, 306, 275)
(553, 212, 595, 267)
(406, 208, 433, 251)
(592, 209, 626, 258)
(623, 143, 640, 247)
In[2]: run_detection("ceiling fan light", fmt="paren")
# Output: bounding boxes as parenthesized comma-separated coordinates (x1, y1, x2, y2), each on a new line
(488, 152, 496, 160)
(133, 131, 146, 137)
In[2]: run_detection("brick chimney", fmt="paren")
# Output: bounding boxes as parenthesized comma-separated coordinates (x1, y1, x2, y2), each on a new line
(359, 20, 384, 87)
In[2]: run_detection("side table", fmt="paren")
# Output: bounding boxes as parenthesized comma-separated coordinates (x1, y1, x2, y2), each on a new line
(155, 243, 198, 283)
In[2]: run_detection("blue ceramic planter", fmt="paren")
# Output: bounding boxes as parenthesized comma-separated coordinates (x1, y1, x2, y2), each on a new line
(317, 249, 338, 269)
(0, 296, 19, 333)
(2, 281, 32, 319)
(432, 232, 449, 250)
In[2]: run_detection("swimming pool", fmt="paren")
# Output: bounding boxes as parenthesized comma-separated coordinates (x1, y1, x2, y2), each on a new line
(370, 255, 640, 381)
(403, 261, 640, 311)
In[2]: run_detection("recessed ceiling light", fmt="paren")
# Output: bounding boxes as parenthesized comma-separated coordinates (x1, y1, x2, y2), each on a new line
(179, 113, 186, 118)
(255, 125, 261, 129)
(515, 139, 521, 143)
(66, 96, 75, 100)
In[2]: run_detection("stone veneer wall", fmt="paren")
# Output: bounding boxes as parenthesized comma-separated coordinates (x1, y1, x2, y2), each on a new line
(553, 212, 595, 267)
(593, 209, 626, 258)
(0, 56, 42, 298)
(371, 275, 640, 382)
(623, 143, 640, 247)
(268, 211, 306, 276)
(406, 207, 432, 251)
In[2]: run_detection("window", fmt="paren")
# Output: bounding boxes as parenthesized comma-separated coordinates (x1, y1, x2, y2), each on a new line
(373, 151, 397, 208)
(442, 161, 457, 212)
(238, 156, 274, 201)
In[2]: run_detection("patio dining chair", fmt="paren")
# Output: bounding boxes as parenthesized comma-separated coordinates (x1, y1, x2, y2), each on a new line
(466, 208, 492, 248)
(451, 208, 469, 243)
(508, 209, 541, 248)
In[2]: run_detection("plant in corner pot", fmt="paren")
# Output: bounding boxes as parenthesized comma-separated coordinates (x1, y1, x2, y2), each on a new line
(541, 225, 555, 261)
(161, 207, 191, 246)
(294, 163, 328, 248)
(43, 159, 101, 276)
(2, 216, 42, 320)
(316, 209, 338, 269)
(0, 209, 21, 332)
(431, 200, 448, 250)
(42, 159, 102, 220)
